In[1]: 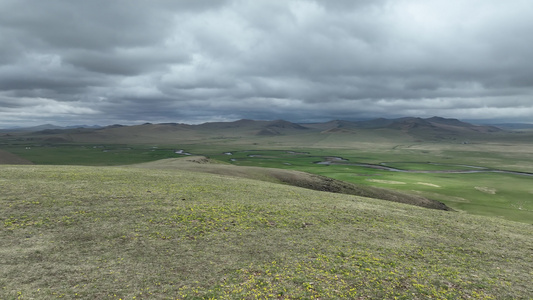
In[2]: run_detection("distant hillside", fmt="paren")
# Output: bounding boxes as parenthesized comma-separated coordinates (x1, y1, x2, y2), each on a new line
(306, 117, 501, 132)
(386, 117, 436, 131)
(2, 116, 508, 144)
(425, 116, 501, 133)
(491, 123, 533, 130)
(256, 120, 309, 136)
(197, 119, 308, 136)
(342, 116, 503, 134)
(0, 124, 101, 132)
(307, 117, 502, 140)
(12, 119, 311, 143)
(305, 120, 360, 132)
(0, 124, 63, 132)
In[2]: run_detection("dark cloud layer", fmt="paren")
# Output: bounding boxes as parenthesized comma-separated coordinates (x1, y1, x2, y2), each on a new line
(1, 0, 532, 127)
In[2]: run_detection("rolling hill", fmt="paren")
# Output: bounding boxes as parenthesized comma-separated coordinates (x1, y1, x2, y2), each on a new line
(131, 156, 451, 211)
(2, 117, 507, 144)
(1, 163, 531, 299)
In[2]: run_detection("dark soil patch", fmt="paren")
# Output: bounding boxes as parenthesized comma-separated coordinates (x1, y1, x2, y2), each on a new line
(0, 150, 34, 165)
(266, 170, 452, 211)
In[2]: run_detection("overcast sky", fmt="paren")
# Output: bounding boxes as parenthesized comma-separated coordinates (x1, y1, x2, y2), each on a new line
(1, 0, 533, 127)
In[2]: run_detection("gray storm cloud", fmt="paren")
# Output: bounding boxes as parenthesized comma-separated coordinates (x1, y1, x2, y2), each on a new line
(0, 0, 532, 127)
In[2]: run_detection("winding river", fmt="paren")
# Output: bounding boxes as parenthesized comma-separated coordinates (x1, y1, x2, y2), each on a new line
(315, 158, 533, 177)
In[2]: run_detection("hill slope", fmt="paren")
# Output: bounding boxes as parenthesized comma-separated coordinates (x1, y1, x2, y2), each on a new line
(132, 156, 451, 211)
(305, 117, 502, 141)
(1, 165, 531, 299)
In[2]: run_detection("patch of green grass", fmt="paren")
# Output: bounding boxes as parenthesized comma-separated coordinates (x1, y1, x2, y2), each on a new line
(379, 162, 480, 171)
(0, 144, 185, 165)
(1, 165, 532, 299)
(330, 170, 533, 223)
(206, 149, 533, 223)
(3, 137, 532, 223)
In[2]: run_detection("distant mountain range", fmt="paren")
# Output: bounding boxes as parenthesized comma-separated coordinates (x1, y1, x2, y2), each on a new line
(304, 116, 502, 132)
(489, 123, 533, 130)
(2, 117, 528, 143)
(0, 124, 101, 132)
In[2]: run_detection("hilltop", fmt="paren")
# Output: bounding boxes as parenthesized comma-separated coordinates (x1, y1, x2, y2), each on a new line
(1, 164, 531, 299)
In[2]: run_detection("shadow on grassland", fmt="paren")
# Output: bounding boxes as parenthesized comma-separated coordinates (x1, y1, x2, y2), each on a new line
(131, 156, 452, 211)
(0, 149, 34, 165)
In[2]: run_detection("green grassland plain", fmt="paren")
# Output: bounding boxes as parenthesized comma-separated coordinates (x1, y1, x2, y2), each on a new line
(205, 146, 533, 223)
(1, 128, 533, 223)
(192, 133, 533, 223)
(1, 127, 533, 298)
